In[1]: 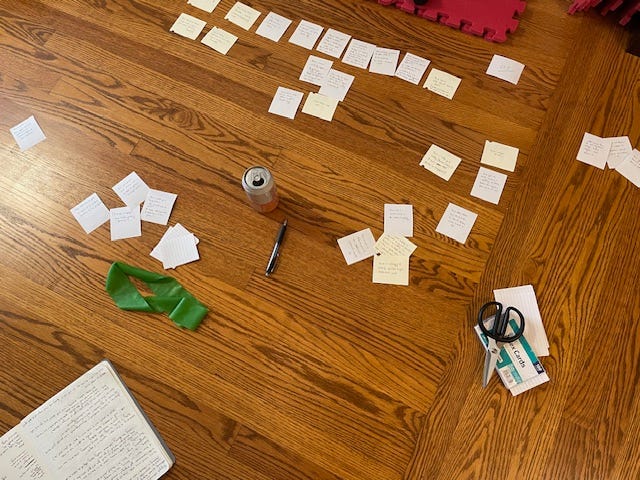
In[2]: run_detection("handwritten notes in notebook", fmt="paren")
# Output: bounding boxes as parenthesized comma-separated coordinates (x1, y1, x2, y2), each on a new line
(268, 87, 304, 119)
(436, 203, 478, 244)
(10, 115, 46, 151)
(420, 144, 461, 181)
(170, 13, 207, 39)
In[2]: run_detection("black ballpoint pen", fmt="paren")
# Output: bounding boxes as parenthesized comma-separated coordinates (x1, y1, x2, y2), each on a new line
(265, 219, 287, 276)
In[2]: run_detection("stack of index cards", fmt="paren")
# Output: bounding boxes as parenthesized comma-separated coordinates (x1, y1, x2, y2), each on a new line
(151, 223, 200, 270)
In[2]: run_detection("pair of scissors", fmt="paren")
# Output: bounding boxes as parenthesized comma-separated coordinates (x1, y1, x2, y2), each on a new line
(478, 301, 525, 387)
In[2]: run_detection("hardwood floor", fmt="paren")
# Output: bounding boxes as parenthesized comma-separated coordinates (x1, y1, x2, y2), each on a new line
(1, 0, 639, 478)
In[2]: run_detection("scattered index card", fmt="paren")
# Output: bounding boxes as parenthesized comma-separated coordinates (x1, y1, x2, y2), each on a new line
(384, 204, 413, 237)
(299, 55, 333, 86)
(395, 52, 430, 85)
(140, 189, 177, 225)
(375, 233, 417, 257)
(170, 13, 207, 40)
(112, 171, 150, 207)
(369, 47, 400, 76)
(576, 132, 611, 169)
(420, 144, 461, 181)
(151, 223, 199, 262)
(436, 203, 478, 244)
(470, 167, 508, 205)
(318, 69, 354, 102)
(10, 115, 46, 151)
(481, 140, 519, 172)
(373, 255, 409, 286)
(201, 27, 238, 54)
(187, 0, 220, 13)
(302, 93, 339, 121)
(288, 20, 323, 49)
(337, 228, 376, 265)
(161, 233, 200, 269)
(256, 12, 292, 42)
(224, 2, 261, 30)
(486, 54, 525, 85)
(342, 39, 376, 69)
(70, 193, 110, 234)
(110, 206, 141, 241)
(606, 136, 632, 169)
(268, 87, 303, 119)
(423, 68, 461, 99)
(316, 28, 351, 58)
(615, 149, 640, 188)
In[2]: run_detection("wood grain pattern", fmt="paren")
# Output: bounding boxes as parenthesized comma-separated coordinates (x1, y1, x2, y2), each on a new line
(1, 0, 639, 478)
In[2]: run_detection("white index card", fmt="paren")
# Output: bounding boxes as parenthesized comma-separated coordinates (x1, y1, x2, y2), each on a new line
(110, 206, 141, 241)
(201, 27, 238, 54)
(342, 39, 376, 69)
(615, 149, 640, 188)
(373, 255, 409, 286)
(299, 55, 333, 86)
(268, 87, 304, 119)
(70, 193, 110, 234)
(420, 144, 461, 181)
(288, 20, 323, 49)
(170, 13, 207, 40)
(140, 189, 177, 225)
(481, 140, 519, 172)
(151, 223, 199, 262)
(10, 115, 46, 151)
(315, 28, 351, 58)
(486, 54, 525, 85)
(369, 47, 400, 76)
(318, 69, 354, 102)
(187, 0, 220, 13)
(301, 93, 339, 121)
(423, 68, 461, 99)
(224, 2, 261, 30)
(606, 136, 632, 169)
(395, 52, 430, 85)
(256, 12, 292, 42)
(161, 233, 200, 269)
(470, 167, 508, 205)
(375, 233, 417, 257)
(435, 203, 478, 244)
(384, 204, 413, 237)
(576, 132, 611, 169)
(112, 171, 150, 206)
(337, 228, 376, 265)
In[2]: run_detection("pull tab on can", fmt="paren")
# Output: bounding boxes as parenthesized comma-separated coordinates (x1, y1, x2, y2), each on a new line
(241, 166, 279, 213)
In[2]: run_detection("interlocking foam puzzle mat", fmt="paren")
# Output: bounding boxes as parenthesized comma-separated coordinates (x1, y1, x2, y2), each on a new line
(374, 0, 527, 43)
(568, 0, 640, 25)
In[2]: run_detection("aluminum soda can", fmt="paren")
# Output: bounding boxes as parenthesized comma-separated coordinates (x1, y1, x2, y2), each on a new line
(241, 166, 279, 213)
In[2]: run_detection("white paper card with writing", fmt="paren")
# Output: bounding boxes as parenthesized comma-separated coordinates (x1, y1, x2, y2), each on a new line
(161, 233, 200, 269)
(288, 20, 323, 49)
(112, 171, 150, 206)
(170, 13, 207, 39)
(420, 144, 462, 181)
(201, 27, 238, 54)
(342, 39, 376, 69)
(337, 228, 376, 265)
(373, 255, 409, 286)
(70, 193, 110, 234)
(140, 189, 178, 225)
(318, 69, 354, 102)
(481, 140, 519, 172)
(395, 52, 430, 85)
(256, 12, 292, 42)
(369, 47, 400, 76)
(436, 203, 478, 244)
(470, 167, 508, 205)
(576, 132, 611, 169)
(615, 149, 640, 188)
(268, 87, 304, 119)
(315, 28, 351, 58)
(299, 55, 333, 86)
(384, 204, 413, 237)
(151, 223, 199, 262)
(375, 233, 417, 257)
(10, 115, 46, 151)
(302, 93, 339, 121)
(224, 2, 261, 30)
(606, 136, 632, 169)
(187, 0, 220, 13)
(423, 69, 461, 99)
(486, 54, 525, 85)
(110, 206, 141, 241)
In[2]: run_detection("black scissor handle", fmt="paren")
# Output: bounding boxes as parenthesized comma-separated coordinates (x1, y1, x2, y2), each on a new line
(478, 301, 525, 343)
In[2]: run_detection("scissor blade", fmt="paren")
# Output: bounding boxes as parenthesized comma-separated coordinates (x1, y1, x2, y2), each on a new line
(482, 341, 500, 388)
